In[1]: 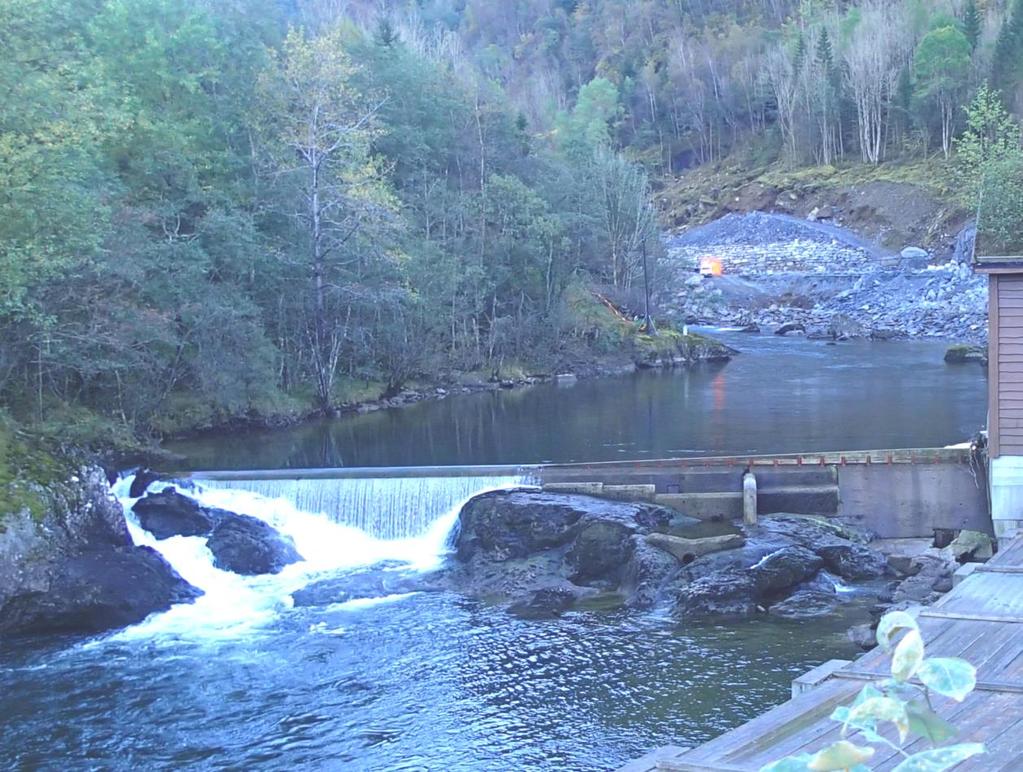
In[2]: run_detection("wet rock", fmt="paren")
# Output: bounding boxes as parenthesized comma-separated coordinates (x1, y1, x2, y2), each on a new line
(816, 543, 887, 580)
(645, 532, 745, 564)
(768, 589, 838, 619)
(775, 322, 806, 336)
(752, 516, 885, 580)
(132, 487, 216, 539)
(455, 490, 584, 561)
(683, 543, 788, 581)
(671, 568, 759, 617)
(455, 490, 675, 564)
(567, 519, 633, 583)
(449, 490, 688, 612)
(890, 554, 956, 605)
(3, 546, 201, 636)
(750, 546, 823, 596)
(848, 623, 876, 651)
(128, 469, 161, 499)
(508, 583, 594, 619)
(0, 467, 201, 637)
(621, 537, 682, 609)
(944, 345, 987, 365)
(207, 514, 302, 575)
(291, 566, 428, 607)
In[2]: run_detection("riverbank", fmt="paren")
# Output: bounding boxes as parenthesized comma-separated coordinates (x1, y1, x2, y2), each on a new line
(153, 327, 736, 456)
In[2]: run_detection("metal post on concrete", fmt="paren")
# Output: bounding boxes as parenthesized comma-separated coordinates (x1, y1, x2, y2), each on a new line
(743, 471, 757, 526)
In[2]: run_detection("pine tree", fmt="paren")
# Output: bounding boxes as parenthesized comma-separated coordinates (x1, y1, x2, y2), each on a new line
(992, 0, 1023, 95)
(963, 0, 981, 52)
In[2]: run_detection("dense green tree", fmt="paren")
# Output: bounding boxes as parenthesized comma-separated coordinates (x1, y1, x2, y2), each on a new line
(962, 0, 982, 52)
(913, 25, 972, 158)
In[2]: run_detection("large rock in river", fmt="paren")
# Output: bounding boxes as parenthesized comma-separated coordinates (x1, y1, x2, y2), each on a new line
(207, 513, 302, 575)
(133, 487, 216, 539)
(0, 467, 200, 637)
(451, 489, 689, 610)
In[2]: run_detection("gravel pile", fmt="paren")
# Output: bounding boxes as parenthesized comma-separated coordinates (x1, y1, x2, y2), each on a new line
(662, 213, 987, 343)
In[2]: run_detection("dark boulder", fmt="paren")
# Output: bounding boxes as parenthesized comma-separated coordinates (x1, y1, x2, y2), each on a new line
(567, 518, 633, 583)
(890, 554, 956, 605)
(768, 589, 839, 619)
(683, 542, 788, 581)
(775, 322, 806, 336)
(128, 469, 161, 499)
(750, 546, 823, 596)
(672, 568, 759, 617)
(455, 490, 585, 561)
(132, 487, 215, 540)
(1, 546, 201, 636)
(449, 489, 686, 613)
(508, 583, 594, 619)
(621, 537, 682, 609)
(848, 623, 876, 651)
(817, 543, 886, 580)
(0, 467, 202, 637)
(207, 514, 302, 575)
(752, 516, 886, 580)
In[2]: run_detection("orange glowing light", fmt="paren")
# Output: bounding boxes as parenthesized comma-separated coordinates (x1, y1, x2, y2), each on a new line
(700, 257, 724, 277)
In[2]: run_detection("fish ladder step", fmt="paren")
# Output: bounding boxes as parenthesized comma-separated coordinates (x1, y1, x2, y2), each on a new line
(541, 482, 657, 501)
(757, 484, 840, 516)
(655, 492, 743, 520)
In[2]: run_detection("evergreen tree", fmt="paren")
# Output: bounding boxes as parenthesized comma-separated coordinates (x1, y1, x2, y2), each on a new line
(963, 0, 981, 52)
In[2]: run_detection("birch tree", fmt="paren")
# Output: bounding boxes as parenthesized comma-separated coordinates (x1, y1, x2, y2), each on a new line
(257, 27, 393, 411)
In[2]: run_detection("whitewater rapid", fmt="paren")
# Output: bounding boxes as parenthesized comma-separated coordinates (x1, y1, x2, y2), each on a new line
(109, 473, 525, 640)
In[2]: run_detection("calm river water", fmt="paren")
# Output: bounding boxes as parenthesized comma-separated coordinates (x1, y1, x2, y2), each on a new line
(170, 332, 987, 469)
(0, 334, 987, 770)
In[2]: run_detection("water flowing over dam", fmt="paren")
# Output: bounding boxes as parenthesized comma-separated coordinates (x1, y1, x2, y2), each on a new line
(194, 468, 533, 539)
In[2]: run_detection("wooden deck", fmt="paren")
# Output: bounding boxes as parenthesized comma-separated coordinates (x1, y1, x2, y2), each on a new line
(624, 537, 1023, 771)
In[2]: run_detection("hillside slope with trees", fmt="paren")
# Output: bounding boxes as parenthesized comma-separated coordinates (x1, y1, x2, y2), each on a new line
(1, 0, 1022, 455)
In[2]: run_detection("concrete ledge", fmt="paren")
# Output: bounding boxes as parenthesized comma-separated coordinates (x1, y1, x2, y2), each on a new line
(954, 562, 982, 586)
(791, 659, 852, 698)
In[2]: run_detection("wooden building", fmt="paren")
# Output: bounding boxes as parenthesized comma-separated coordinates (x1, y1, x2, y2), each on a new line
(975, 252, 1023, 540)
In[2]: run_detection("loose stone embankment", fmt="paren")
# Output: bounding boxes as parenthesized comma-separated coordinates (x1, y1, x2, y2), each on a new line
(663, 212, 986, 342)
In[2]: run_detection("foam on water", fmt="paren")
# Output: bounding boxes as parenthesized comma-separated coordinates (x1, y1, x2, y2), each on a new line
(109, 473, 527, 640)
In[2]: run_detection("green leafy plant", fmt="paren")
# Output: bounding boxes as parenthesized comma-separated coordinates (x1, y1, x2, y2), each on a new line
(762, 611, 984, 771)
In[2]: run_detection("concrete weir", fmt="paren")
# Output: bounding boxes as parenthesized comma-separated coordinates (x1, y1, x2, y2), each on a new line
(536, 447, 990, 539)
(184, 446, 992, 540)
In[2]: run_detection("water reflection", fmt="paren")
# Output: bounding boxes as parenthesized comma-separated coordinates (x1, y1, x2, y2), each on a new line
(169, 334, 986, 470)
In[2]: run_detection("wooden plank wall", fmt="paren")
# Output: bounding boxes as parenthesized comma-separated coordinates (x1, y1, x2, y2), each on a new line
(994, 274, 1023, 457)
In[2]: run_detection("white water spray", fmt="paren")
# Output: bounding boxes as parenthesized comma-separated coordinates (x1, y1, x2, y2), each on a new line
(109, 472, 527, 639)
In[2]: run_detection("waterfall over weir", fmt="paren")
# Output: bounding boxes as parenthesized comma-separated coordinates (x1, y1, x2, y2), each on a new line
(191, 468, 534, 540)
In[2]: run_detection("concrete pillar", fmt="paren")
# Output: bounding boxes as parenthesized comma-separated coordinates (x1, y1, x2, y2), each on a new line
(743, 471, 757, 526)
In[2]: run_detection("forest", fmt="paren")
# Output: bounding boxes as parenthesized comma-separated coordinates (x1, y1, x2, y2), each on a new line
(2, 0, 1023, 447)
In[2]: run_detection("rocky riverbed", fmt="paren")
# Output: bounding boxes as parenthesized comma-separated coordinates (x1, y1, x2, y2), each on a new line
(662, 212, 986, 343)
(290, 488, 995, 646)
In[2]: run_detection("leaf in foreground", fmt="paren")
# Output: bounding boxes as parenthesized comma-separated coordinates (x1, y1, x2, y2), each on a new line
(916, 657, 977, 702)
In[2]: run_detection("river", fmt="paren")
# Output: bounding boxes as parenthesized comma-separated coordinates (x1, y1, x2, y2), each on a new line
(169, 332, 986, 469)
(0, 334, 987, 770)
